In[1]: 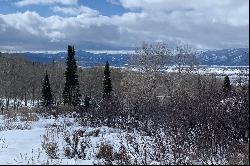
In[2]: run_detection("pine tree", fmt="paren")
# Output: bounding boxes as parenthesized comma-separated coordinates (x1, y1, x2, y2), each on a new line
(41, 71, 53, 107)
(223, 75, 231, 95)
(103, 61, 112, 97)
(62, 45, 81, 106)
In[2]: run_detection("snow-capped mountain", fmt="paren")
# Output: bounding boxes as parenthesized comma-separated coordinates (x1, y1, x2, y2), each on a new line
(197, 48, 249, 66)
(15, 50, 130, 67)
(1, 48, 249, 67)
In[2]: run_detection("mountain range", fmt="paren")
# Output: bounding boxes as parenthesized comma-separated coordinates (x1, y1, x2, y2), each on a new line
(197, 48, 249, 66)
(1, 48, 249, 67)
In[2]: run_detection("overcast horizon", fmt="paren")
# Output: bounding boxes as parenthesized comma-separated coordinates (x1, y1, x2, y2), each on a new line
(0, 0, 249, 51)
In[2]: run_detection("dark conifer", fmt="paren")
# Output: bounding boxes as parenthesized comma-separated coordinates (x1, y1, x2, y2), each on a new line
(103, 61, 112, 97)
(223, 75, 231, 95)
(62, 45, 81, 106)
(41, 71, 53, 107)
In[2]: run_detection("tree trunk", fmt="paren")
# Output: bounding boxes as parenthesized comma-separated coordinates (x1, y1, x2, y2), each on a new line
(24, 92, 27, 106)
(32, 86, 35, 106)
(178, 64, 181, 74)
(6, 97, 9, 110)
(14, 97, 17, 110)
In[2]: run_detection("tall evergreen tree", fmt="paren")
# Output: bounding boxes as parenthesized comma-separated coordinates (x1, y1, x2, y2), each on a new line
(62, 45, 81, 106)
(41, 71, 53, 107)
(223, 75, 231, 95)
(103, 61, 112, 96)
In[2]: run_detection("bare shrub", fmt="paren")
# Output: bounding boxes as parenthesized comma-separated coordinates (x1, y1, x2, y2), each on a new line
(3, 110, 18, 119)
(0, 137, 8, 149)
(96, 143, 115, 164)
(114, 145, 131, 165)
(2, 118, 32, 130)
(18, 108, 39, 122)
(41, 142, 59, 159)
(63, 130, 90, 159)
(41, 127, 60, 159)
(14, 148, 63, 165)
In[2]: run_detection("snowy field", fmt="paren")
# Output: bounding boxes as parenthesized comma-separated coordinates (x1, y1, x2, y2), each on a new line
(0, 114, 117, 165)
(126, 65, 249, 85)
(0, 112, 167, 165)
(0, 108, 247, 165)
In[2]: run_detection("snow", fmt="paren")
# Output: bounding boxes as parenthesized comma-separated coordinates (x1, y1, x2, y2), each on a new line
(0, 50, 67, 54)
(125, 65, 249, 85)
(0, 112, 148, 164)
(0, 128, 45, 164)
(0, 105, 246, 165)
(0, 49, 135, 55)
(85, 50, 134, 55)
(0, 114, 131, 165)
(0, 116, 73, 164)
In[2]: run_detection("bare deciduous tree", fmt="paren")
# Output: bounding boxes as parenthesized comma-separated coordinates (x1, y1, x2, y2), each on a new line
(130, 42, 172, 73)
(174, 44, 199, 73)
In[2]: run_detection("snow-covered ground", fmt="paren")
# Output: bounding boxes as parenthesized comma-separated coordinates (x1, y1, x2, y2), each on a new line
(85, 50, 134, 55)
(0, 115, 98, 164)
(0, 49, 134, 55)
(0, 50, 67, 54)
(0, 112, 182, 165)
(127, 65, 249, 85)
(0, 114, 141, 165)
(0, 106, 247, 165)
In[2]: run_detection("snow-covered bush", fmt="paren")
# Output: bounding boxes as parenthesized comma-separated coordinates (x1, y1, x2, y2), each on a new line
(40, 122, 69, 159)
(41, 130, 59, 159)
(0, 137, 8, 149)
(1, 118, 32, 130)
(63, 130, 90, 159)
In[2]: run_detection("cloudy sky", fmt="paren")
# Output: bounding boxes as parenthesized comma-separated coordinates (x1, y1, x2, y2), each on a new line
(0, 0, 249, 51)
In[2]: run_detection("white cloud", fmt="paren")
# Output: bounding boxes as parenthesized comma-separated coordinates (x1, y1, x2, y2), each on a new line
(15, 0, 78, 7)
(106, 0, 122, 6)
(118, 0, 249, 27)
(52, 5, 99, 16)
(0, 11, 120, 50)
(0, 0, 249, 50)
(114, 0, 249, 48)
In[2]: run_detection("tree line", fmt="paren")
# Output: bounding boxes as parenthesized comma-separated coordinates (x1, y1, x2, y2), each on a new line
(41, 45, 113, 107)
(0, 46, 119, 109)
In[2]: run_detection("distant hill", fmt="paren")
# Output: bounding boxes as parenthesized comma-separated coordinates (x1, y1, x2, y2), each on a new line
(1, 48, 249, 67)
(197, 48, 249, 66)
(17, 50, 129, 67)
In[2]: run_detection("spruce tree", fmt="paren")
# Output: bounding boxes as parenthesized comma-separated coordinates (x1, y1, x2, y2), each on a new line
(103, 61, 112, 96)
(62, 45, 81, 106)
(41, 71, 53, 107)
(223, 75, 231, 95)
